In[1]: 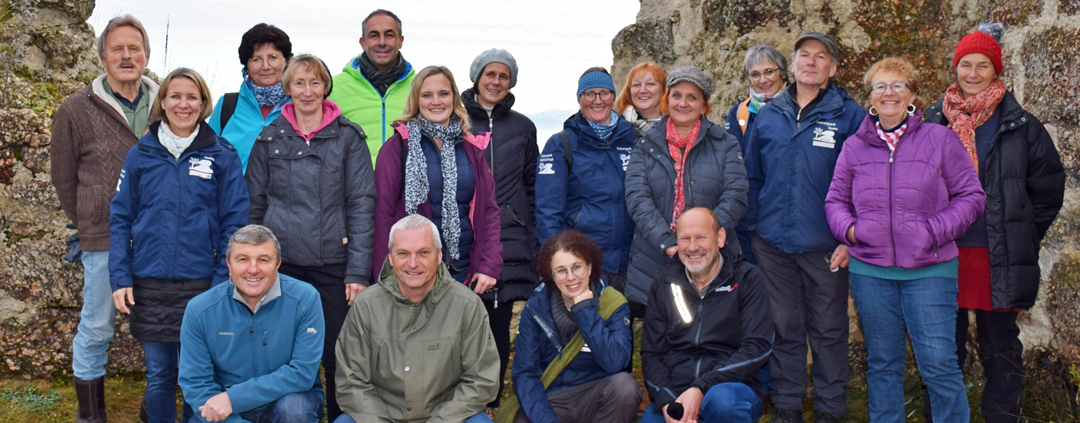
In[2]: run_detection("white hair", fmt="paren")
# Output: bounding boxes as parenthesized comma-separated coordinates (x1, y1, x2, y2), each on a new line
(388, 214, 442, 250)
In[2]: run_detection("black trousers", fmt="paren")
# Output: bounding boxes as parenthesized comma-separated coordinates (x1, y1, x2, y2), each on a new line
(278, 262, 349, 422)
(485, 298, 515, 408)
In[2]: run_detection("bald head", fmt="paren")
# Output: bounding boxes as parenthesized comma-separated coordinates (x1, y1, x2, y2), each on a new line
(676, 208, 726, 284)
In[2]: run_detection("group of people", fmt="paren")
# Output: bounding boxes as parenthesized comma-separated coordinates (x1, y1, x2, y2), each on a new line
(49, 7, 1064, 423)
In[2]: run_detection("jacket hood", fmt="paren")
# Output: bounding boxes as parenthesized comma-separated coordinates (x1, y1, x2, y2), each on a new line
(462, 88, 517, 121)
(280, 99, 343, 140)
(853, 108, 925, 147)
(377, 255, 455, 304)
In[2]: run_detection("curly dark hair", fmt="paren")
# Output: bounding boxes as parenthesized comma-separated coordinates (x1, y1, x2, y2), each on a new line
(536, 230, 603, 284)
(238, 23, 293, 68)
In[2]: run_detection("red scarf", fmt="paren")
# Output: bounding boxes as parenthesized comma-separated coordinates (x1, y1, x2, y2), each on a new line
(666, 118, 701, 231)
(942, 78, 1006, 174)
(875, 119, 907, 154)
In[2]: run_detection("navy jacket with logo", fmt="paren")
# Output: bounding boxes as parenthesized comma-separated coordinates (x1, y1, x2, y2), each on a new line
(109, 121, 250, 290)
(535, 113, 636, 274)
(743, 82, 866, 253)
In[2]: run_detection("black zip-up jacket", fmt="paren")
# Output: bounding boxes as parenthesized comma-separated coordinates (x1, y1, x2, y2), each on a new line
(245, 113, 376, 284)
(641, 249, 773, 412)
(463, 89, 540, 302)
(924, 91, 1064, 309)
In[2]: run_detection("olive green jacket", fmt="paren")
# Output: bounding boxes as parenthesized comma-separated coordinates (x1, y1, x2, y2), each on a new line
(336, 257, 499, 422)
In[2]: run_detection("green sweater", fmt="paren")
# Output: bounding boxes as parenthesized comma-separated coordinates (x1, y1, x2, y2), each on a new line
(329, 55, 416, 166)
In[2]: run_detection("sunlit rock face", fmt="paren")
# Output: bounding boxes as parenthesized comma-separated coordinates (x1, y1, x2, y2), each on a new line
(612, 0, 1080, 370)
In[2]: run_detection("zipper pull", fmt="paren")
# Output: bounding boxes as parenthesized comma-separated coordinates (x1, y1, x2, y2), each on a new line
(889, 150, 894, 164)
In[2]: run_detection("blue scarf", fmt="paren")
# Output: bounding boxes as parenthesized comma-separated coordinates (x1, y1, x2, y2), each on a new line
(248, 75, 287, 108)
(587, 110, 620, 141)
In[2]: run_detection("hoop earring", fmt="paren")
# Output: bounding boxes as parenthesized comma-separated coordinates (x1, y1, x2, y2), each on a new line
(907, 104, 917, 115)
(868, 106, 877, 116)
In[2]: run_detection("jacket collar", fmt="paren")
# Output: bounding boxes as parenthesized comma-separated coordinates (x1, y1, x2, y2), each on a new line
(231, 272, 282, 314)
(90, 74, 160, 133)
(772, 81, 850, 121)
(564, 111, 634, 148)
(672, 248, 739, 295)
(853, 108, 925, 147)
(462, 88, 516, 122)
(640, 116, 719, 150)
(141, 120, 220, 155)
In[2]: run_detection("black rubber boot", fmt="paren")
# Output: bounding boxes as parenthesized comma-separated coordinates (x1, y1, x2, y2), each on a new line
(74, 376, 106, 423)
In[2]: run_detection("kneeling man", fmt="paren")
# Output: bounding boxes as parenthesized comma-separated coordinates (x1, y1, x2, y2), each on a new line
(180, 224, 325, 423)
(641, 208, 773, 423)
(336, 214, 499, 423)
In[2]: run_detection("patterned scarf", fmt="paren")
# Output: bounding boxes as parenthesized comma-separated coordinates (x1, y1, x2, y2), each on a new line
(158, 122, 198, 160)
(747, 87, 777, 114)
(875, 119, 908, 156)
(666, 117, 701, 231)
(405, 115, 464, 260)
(621, 107, 663, 133)
(586, 110, 620, 141)
(358, 53, 408, 96)
(249, 76, 287, 108)
(942, 78, 1006, 174)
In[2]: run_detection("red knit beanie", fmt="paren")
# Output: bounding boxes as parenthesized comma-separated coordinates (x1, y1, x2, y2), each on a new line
(953, 30, 1002, 75)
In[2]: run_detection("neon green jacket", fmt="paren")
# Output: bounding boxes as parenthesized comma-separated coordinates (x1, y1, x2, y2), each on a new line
(329, 55, 415, 166)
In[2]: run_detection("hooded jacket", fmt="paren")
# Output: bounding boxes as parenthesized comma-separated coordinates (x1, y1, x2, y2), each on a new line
(179, 274, 324, 421)
(924, 91, 1065, 309)
(535, 113, 637, 274)
(462, 89, 540, 301)
(50, 75, 160, 251)
(336, 258, 500, 423)
(246, 101, 376, 284)
(744, 82, 867, 253)
(329, 55, 416, 166)
(641, 249, 773, 411)
(624, 117, 748, 306)
(109, 121, 250, 290)
(825, 110, 985, 269)
(512, 280, 631, 423)
(372, 124, 502, 283)
(208, 76, 290, 171)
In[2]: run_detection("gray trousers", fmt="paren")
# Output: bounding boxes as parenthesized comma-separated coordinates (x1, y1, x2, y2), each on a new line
(752, 236, 850, 418)
(514, 372, 642, 423)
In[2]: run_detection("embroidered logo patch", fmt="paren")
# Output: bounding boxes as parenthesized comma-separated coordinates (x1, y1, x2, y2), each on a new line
(538, 162, 555, 175)
(306, 328, 317, 334)
(189, 157, 214, 179)
(218, 332, 233, 336)
(811, 127, 837, 149)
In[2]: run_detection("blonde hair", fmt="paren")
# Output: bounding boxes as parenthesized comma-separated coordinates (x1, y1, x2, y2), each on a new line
(396, 66, 471, 134)
(614, 62, 666, 114)
(862, 57, 924, 109)
(152, 68, 213, 123)
(281, 54, 332, 97)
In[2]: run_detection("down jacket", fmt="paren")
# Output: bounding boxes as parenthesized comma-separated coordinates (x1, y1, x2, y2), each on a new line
(535, 113, 637, 274)
(463, 89, 540, 302)
(825, 110, 985, 269)
(109, 120, 249, 290)
(744, 82, 866, 253)
(512, 280, 631, 423)
(624, 117, 748, 306)
(641, 249, 773, 411)
(924, 91, 1065, 309)
(246, 102, 376, 285)
(372, 124, 502, 283)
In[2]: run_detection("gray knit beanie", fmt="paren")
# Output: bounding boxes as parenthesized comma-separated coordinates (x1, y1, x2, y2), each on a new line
(470, 48, 518, 89)
(666, 66, 713, 99)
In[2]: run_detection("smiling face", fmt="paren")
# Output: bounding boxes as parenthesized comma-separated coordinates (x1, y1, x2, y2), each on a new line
(676, 209, 726, 284)
(667, 81, 706, 128)
(227, 241, 281, 310)
(103, 25, 148, 87)
(749, 60, 783, 97)
(629, 70, 663, 118)
(287, 65, 327, 117)
(418, 73, 454, 126)
(868, 70, 916, 128)
(161, 77, 203, 138)
(476, 62, 511, 108)
(550, 250, 591, 303)
(246, 43, 285, 88)
(792, 39, 837, 92)
(579, 88, 614, 124)
(955, 53, 998, 99)
(391, 225, 443, 302)
(361, 13, 404, 70)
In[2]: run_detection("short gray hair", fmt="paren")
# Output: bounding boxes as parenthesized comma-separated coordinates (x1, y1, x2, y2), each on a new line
(362, 9, 403, 36)
(227, 224, 281, 263)
(97, 14, 151, 64)
(744, 44, 789, 83)
(388, 214, 442, 251)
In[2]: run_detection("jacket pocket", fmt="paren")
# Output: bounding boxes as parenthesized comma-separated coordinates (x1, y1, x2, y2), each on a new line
(92, 185, 105, 224)
(501, 204, 527, 228)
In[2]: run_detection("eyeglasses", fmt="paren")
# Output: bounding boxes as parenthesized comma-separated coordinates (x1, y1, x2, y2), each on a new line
(248, 54, 283, 65)
(581, 90, 613, 102)
(870, 82, 910, 94)
(749, 68, 779, 80)
(553, 263, 588, 281)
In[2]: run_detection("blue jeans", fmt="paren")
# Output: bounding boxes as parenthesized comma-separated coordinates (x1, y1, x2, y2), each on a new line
(239, 389, 323, 423)
(850, 274, 969, 423)
(639, 382, 762, 423)
(143, 341, 193, 423)
(72, 251, 115, 380)
(334, 412, 493, 423)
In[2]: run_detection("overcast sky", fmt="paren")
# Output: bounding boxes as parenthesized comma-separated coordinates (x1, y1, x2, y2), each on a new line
(87, 1, 640, 117)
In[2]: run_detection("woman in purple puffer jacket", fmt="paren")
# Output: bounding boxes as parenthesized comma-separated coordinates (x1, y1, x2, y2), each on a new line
(825, 57, 985, 423)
